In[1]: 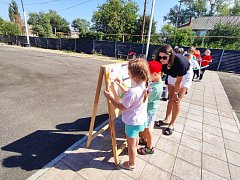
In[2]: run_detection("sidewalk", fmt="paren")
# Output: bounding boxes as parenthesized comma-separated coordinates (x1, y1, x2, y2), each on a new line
(28, 71, 240, 180)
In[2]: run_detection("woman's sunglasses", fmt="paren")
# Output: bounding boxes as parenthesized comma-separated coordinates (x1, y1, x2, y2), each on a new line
(159, 56, 169, 60)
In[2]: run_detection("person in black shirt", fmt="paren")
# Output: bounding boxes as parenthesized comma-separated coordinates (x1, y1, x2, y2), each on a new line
(155, 45, 193, 135)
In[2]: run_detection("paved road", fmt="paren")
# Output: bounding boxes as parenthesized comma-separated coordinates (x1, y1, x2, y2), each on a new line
(0, 45, 112, 180)
(218, 72, 240, 121)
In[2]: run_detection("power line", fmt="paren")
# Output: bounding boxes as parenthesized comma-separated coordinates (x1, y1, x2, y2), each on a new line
(25, 0, 60, 5)
(57, 0, 93, 13)
(0, 0, 60, 5)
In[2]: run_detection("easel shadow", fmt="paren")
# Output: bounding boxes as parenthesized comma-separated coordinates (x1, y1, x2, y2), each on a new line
(1, 114, 108, 171)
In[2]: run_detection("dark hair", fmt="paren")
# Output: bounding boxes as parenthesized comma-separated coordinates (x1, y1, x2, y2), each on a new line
(155, 44, 175, 68)
(184, 53, 191, 57)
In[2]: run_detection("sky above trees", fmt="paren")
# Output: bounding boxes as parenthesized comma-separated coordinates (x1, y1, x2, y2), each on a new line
(0, 0, 179, 31)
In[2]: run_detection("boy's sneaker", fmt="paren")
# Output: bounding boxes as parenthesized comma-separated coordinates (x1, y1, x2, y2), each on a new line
(137, 146, 154, 155)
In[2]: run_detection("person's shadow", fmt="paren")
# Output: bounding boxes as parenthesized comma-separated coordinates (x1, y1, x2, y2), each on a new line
(1, 114, 108, 171)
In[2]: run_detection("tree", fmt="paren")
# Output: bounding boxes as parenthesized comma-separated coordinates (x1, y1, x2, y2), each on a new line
(163, 5, 192, 27)
(164, 0, 235, 25)
(206, 23, 240, 50)
(8, 0, 22, 29)
(134, 15, 157, 43)
(72, 18, 90, 33)
(28, 12, 52, 37)
(47, 10, 70, 33)
(174, 28, 195, 46)
(160, 24, 195, 46)
(229, 0, 240, 15)
(28, 10, 70, 37)
(164, 1, 208, 26)
(91, 0, 139, 41)
(0, 17, 22, 35)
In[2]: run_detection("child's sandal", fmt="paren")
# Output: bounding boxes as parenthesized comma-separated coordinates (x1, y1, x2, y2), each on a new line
(119, 161, 135, 171)
(137, 146, 154, 155)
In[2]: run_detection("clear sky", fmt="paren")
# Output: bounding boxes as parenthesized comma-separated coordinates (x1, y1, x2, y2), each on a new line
(0, 0, 179, 31)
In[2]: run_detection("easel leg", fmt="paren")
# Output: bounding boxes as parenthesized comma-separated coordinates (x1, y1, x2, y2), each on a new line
(109, 119, 119, 165)
(87, 67, 104, 148)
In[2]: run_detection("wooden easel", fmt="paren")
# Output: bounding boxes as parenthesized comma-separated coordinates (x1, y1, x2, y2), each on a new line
(86, 63, 128, 165)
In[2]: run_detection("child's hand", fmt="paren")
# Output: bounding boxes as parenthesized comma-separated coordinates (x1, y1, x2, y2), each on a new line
(103, 90, 112, 99)
(114, 77, 122, 86)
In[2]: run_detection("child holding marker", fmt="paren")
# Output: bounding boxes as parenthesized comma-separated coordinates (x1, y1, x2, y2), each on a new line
(104, 59, 149, 170)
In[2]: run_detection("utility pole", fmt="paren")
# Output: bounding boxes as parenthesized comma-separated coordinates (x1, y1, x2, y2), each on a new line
(141, 0, 147, 43)
(145, 0, 155, 59)
(20, 0, 30, 46)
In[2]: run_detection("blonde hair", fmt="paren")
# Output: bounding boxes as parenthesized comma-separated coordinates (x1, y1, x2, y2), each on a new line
(205, 49, 211, 54)
(128, 58, 150, 102)
(188, 46, 196, 54)
(128, 58, 149, 83)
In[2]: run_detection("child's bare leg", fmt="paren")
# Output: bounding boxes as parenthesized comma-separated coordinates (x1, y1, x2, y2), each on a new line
(145, 127, 153, 149)
(139, 131, 144, 142)
(126, 135, 138, 166)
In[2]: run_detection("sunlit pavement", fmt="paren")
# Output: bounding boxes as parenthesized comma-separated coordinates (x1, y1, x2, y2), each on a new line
(29, 71, 240, 180)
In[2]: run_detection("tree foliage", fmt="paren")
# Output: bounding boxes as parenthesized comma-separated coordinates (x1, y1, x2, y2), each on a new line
(229, 0, 240, 15)
(91, 0, 139, 41)
(28, 10, 70, 37)
(8, 0, 23, 30)
(164, 0, 236, 25)
(28, 12, 52, 37)
(72, 18, 90, 33)
(206, 23, 240, 50)
(134, 15, 157, 43)
(48, 10, 70, 33)
(160, 24, 195, 46)
(0, 17, 22, 35)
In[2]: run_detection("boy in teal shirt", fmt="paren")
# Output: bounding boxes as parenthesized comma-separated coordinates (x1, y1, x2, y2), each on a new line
(138, 60, 163, 155)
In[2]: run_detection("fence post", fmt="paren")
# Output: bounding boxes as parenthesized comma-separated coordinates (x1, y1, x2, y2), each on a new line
(141, 44, 144, 55)
(217, 50, 225, 71)
(59, 38, 61, 50)
(92, 39, 95, 54)
(34, 37, 36, 47)
(75, 38, 77, 52)
(114, 42, 117, 58)
(46, 37, 48, 49)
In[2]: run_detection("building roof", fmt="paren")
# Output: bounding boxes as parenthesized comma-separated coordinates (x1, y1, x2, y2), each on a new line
(178, 16, 240, 30)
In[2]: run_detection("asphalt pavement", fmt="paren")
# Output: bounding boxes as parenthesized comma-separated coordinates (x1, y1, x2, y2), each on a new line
(218, 72, 240, 121)
(0, 45, 114, 180)
(1, 45, 240, 180)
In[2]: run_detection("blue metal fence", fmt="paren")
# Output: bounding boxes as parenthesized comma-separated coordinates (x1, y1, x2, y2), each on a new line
(0, 35, 239, 73)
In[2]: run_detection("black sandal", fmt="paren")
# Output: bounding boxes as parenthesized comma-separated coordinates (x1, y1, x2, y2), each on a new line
(137, 146, 154, 155)
(164, 127, 174, 136)
(155, 120, 169, 127)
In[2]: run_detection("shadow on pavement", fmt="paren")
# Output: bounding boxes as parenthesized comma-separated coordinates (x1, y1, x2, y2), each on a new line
(1, 114, 108, 171)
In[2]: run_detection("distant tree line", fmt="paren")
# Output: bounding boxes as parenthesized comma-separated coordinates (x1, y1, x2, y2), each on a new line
(0, 0, 240, 50)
